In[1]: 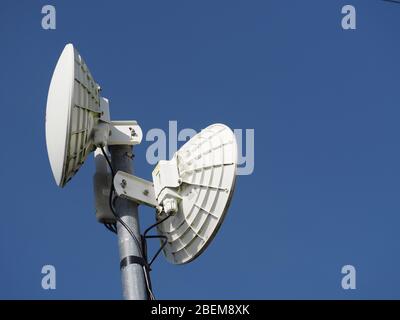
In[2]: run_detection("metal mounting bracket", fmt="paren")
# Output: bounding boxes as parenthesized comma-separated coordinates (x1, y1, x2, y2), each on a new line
(113, 171, 158, 208)
(98, 97, 143, 146)
(108, 121, 142, 146)
(93, 97, 145, 223)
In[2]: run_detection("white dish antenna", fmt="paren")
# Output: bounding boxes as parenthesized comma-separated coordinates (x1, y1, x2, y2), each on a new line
(114, 124, 238, 264)
(45, 44, 102, 187)
(153, 124, 237, 264)
(46, 43, 238, 299)
(45, 44, 141, 187)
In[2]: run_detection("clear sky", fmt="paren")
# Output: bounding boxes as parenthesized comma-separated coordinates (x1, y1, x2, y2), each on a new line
(1, 0, 400, 299)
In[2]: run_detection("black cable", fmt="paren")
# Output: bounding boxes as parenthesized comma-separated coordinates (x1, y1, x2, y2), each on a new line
(143, 212, 173, 237)
(100, 146, 143, 255)
(143, 212, 173, 267)
(104, 223, 117, 234)
(100, 146, 155, 300)
(112, 223, 117, 233)
(101, 146, 115, 177)
(145, 235, 169, 267)
(140, 212, 173, 300)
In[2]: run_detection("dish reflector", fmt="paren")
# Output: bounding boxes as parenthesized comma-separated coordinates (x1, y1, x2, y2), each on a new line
(45, 44, 101, 187)
(154, 124, 237, 264)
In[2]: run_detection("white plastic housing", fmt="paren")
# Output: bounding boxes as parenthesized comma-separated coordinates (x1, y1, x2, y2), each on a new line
(45, 43, 101, 187)
(155, 124, 238, 264)
(152, 156, 180, 202)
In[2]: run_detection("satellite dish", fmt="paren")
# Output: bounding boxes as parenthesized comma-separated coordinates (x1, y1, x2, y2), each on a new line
(46, 43, 238, 299)
(152, 124, 238, 264)
(45, 44, 140, 188)
(45, 43, 102, 187)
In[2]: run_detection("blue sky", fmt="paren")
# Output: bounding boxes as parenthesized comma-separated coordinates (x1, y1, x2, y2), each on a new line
(1, 0, 400, 299)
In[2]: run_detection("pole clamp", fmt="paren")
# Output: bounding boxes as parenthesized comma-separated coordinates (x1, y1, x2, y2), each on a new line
(120, 255, 147, 270)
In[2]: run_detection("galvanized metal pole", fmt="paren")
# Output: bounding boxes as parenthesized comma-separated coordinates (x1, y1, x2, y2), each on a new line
(109, 145, 148, 300)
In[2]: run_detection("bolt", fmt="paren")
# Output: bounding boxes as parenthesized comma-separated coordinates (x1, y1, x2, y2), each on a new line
(121, 179, 127, 189)
(124, 152, 135, 159)
(143, 189, 149, 196)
